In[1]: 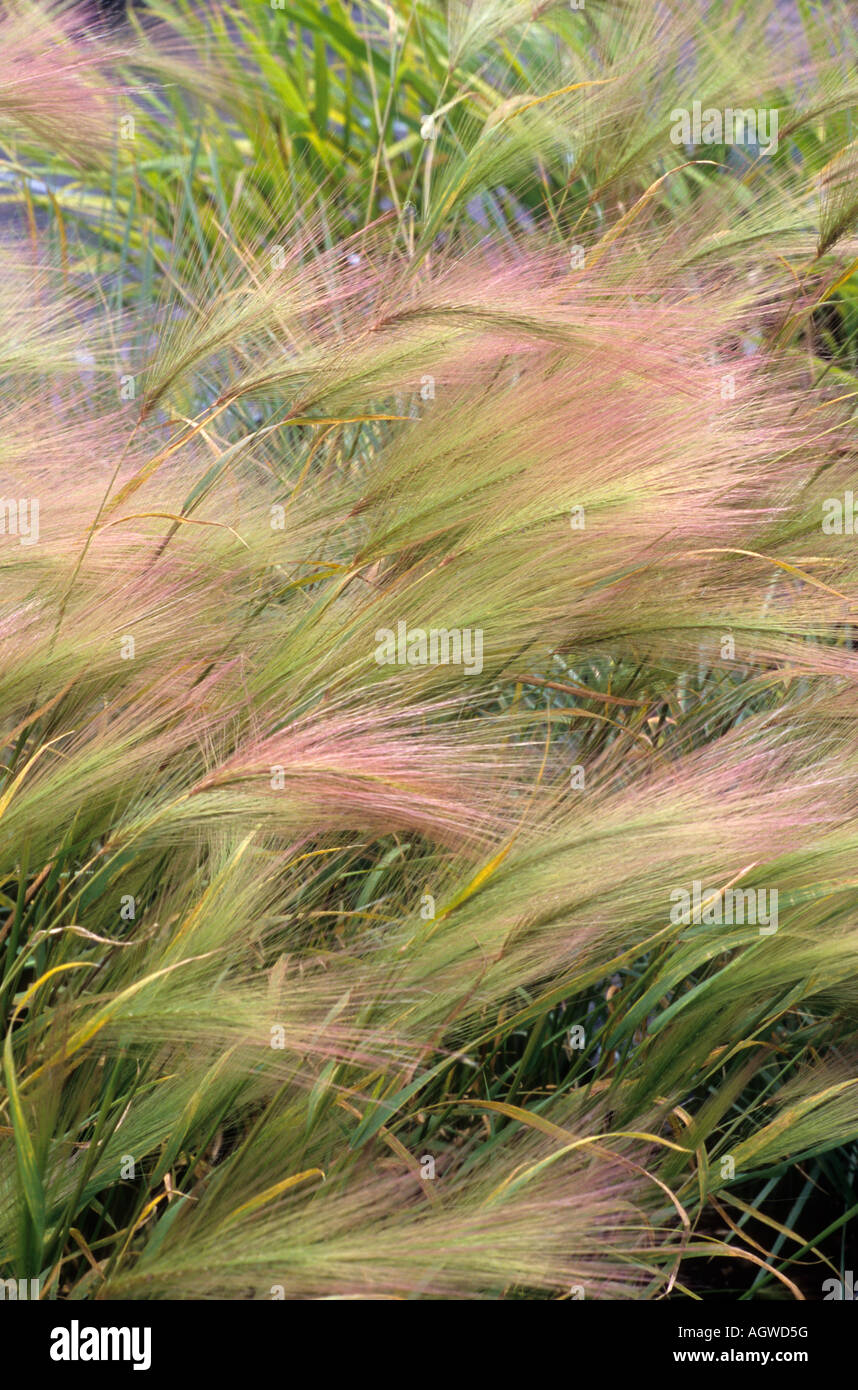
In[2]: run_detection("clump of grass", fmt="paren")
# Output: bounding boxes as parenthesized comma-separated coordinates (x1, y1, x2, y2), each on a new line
(1, 0, 858, 1300)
